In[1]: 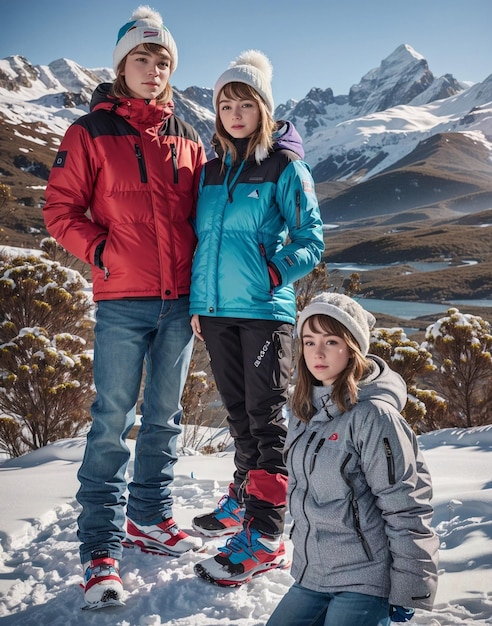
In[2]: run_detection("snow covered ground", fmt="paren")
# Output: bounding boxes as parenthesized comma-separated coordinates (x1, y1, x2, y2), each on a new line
(0, 425, 491, 625)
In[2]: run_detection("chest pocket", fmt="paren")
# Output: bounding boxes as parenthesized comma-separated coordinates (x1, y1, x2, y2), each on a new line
(308, 441, 355, 505)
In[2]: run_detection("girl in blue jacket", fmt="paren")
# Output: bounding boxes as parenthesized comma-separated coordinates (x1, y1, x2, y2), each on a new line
(190, 50, 324, 587)
(266, 293, 439, 626)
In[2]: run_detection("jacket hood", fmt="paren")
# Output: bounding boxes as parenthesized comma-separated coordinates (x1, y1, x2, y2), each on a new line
(273, 120, 304, 158)
(90, 83, 117, 112)
(211, 119, 305, 162)
(311, 354, 407, 420)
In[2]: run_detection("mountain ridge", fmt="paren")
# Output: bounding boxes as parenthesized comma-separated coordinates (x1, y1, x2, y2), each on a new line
(1, 43, 491, 245)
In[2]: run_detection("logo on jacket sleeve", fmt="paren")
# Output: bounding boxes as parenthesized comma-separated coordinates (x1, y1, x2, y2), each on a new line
(328, 433, 338, 441)
(248, 189, 260, 199)
(53, 151, 68, 168)
(302, 180, 313, 193)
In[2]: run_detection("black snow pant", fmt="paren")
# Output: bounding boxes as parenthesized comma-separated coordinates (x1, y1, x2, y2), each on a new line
(199, 316, 293, 537)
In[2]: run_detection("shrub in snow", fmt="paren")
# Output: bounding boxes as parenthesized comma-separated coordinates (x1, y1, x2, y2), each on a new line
(370, 327, 447, 433)
(423, 308, 492, 428)
(0, 251, 94, 457)
(40, 237, 91, 280)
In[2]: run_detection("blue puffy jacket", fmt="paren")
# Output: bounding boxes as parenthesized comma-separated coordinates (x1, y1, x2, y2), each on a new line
(190, 121, 324, 324)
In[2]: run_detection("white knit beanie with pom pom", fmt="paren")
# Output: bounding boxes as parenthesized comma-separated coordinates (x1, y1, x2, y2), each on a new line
(113, 5, 178, 73)
(213, 50, 274, 113)
(297, 293, 377, 357)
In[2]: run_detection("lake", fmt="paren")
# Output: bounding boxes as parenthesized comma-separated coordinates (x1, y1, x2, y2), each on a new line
(360, 298, 448, 320)
(360, 298, 492, 320)
(330, 260, 478, 273)
(329, 262, 491, 319)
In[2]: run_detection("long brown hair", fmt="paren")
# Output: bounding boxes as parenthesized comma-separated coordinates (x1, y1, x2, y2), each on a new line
(291, 314, 370, 422)
(214, 82, 275, 166)
(111, 43, 173, 104)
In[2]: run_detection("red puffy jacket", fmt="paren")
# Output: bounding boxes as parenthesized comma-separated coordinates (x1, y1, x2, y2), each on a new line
(43, 84, 206, 301)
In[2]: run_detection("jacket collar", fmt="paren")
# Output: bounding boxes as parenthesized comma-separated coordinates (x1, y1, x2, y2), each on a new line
(90, 82, 174, 125)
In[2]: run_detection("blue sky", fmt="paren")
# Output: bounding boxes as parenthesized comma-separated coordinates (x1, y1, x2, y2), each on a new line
(2, 0, 491, 105)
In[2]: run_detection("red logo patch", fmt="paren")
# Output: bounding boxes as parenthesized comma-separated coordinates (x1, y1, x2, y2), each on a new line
(328, 433, 338, 441)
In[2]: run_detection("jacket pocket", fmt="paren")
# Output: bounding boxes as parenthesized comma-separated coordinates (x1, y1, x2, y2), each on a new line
(383, 437, 396, 484)
(341, 453, 373, 561)
(258, 243, 271, 293)
(270, 329, 293, 390)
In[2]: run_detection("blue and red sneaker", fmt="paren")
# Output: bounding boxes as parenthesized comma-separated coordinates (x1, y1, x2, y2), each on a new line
(194, 525, 290, 586)
(192, 494, 245, 537)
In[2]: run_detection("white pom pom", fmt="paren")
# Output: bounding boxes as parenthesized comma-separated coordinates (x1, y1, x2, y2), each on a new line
(130, 5, 163, 25)
(231, 50, 273, 82)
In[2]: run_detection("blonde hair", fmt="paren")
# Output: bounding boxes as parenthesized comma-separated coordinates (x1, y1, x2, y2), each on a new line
(111, 43, 173, 104)
(214, 82, 275, 166)
(292, 314, 370, 422)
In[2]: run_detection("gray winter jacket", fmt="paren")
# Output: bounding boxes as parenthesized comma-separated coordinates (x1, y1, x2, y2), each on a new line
(285, 355, 439, 609)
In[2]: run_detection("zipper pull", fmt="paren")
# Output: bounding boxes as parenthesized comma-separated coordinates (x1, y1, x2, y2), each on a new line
(238, 474, 249, 503)
(170, 143, 178, 183)
(310, 438, 325, 473)
(383, 437, 396, 484)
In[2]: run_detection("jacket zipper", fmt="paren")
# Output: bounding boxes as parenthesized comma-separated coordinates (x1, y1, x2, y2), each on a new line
(297, 431, 317, 584)
(259, 243, 273, 295)
(225, 161, 246, 202)
(340, 453, 373, 560)
(170, 143, 178, 183)
(134, 144, 147, 183)
(383, 437, 396, 484)
(309, 438, 325, 473)
(295, 189, 301, 229)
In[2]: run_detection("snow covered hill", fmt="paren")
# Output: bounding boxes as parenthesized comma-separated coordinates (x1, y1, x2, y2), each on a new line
(0, 426, 491, 625)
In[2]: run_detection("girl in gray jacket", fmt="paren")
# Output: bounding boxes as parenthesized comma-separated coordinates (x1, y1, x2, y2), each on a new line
(266, 293, 439, 626)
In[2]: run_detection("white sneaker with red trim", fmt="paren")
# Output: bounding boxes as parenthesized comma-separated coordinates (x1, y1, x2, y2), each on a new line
(124, 517, 203, 556)
(82, 551, 124, 610)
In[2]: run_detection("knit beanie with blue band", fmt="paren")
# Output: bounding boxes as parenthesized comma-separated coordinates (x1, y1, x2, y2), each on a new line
(113, 5, 178, 73)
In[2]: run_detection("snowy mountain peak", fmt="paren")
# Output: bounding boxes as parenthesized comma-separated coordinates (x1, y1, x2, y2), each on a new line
(383, 43, 426, 68)
(1, 43, 491, 200)
(349, 43, 433, 114)
(46, 58, 108, 97)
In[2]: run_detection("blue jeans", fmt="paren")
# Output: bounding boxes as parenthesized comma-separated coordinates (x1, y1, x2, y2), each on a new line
(266, 583, 390, 626)
(76, 297, 194, 564)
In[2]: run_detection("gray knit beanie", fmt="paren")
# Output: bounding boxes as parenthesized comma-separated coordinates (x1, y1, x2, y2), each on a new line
(297, 293, 376, 356)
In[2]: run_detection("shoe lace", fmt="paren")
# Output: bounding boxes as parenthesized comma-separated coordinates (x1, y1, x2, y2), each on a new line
(85, 559, 118, 582)
(163, 519, 181, 536)
(216, 494, 239, 515)
(223, 519, 259, 555)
